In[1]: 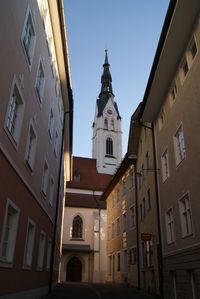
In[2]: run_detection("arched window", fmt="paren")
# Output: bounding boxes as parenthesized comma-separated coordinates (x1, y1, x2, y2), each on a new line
(106, 137, 113, 156)
(72, 215, 83, 238)
(104, 118, 108, 129)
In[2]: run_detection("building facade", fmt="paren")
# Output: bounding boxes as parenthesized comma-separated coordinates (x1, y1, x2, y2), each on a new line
(128, 106, 160, 295)
(141, 0, 200, 298)
(60, 157, 111, 283)
(0, 1, 73, 298)
(101, 157, 138, 285)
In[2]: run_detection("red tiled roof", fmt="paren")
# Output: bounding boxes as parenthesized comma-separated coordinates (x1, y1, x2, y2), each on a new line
(66, 156, 112, 190)
(66, 193, 106, 209)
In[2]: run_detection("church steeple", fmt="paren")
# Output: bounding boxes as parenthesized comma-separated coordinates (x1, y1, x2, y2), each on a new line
(100, 49, 113, 96)
(92, 50, 123, 175)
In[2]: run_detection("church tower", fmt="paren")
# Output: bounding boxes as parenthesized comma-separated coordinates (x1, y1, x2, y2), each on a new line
(92, 50, 122, 175)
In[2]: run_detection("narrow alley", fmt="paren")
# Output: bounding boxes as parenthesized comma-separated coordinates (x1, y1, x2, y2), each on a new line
(44, 283, 158, 299)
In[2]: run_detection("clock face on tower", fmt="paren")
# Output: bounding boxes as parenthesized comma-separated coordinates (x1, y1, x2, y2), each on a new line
(106, 107, 114, 117)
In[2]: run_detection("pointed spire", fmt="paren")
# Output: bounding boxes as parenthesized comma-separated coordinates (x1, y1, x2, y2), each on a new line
(99, 49, 113, 96)
(104, 49, 109, 65)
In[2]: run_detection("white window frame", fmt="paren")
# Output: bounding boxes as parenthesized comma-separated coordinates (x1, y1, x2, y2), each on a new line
(4, 76, 25, 147)
(129, 247, 137, 265)
(48, 107, 54, 140)
(25, 121, 37, 171)
(112, 222, 115, 239)
(53, 129, 59, 157)
(122, 212, 127, 232)
(37, 230, 46, 270)
(23, 219, 36, 268)
(178, 193, 193, 238)
(161, 147, 170, 182)
(35, 58, 45, 104)
(46, 238, 52, 271)
(187, 35, 198, 68)
(0, 199, 20, 266)
(165, 207, 175, 244)
(169, 82, 177, 106)
(129, 205, 136, 228)
(49, 177, 54, 207)
(116, 218, 120, 236)
(21, 5, 36, 68)
(174, 124, 186, 166)
(41, 159, 49, 196)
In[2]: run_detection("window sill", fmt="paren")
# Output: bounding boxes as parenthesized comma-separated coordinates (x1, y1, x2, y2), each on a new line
(71, 238, 84, 241)
(182, 232, 193, 239)
(0, 260, 13, 268)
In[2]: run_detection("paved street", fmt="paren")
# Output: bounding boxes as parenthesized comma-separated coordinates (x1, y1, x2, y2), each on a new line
(44, 283, 159, 299)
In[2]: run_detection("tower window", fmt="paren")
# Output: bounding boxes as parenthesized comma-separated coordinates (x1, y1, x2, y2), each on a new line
(72, 216, 83, 239)
(111, 119, 114, 130)
(104, 118, 108, 129)
(106, 137, 113, 156)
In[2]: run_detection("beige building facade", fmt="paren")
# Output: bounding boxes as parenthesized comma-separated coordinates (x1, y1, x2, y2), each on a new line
(141, 1, 200, 298)
(0, 1, 73, 298)
(102, 157, 139, 286)
(128, 108, 160, 295)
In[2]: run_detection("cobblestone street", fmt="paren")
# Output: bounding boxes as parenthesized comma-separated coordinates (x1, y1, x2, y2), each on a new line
(44, 283, 159, 299)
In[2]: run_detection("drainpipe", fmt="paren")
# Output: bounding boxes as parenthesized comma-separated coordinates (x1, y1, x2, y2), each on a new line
(134, 164, 140, 289)
(49, 110, 71, 294)
(152, 123, 163, 297)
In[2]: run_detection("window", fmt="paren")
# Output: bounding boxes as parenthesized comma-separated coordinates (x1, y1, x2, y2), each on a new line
(159, 109, 164, 129)
(180, 58, 189, 83)
(117, 252, 120, 272)
(111, 119, 114, 130)
(179, 194, 193, 237)
(116, 218, 120, 235)
(143, 197, 146, 218)
(129, 205, 135, 228)
(49, 177, 54, 206)
(72, 216, 83, 239)
(46, 239, 52, 270)
(141, 164, 144, 183)
(140, 203, 143, 221)
(23, 219, 35, 268)
(37, 231, 46, 269)
(21, 6, 36, 66)
(112, 222, 115, 238)
(122, 213, 127, 232)
(142, 241, 153, 268)
(108, 256, 112, 275)
(35, 60, 45, 102)
(0, 200, 20, 264)
(190, 38, 197, 60)
(106, 137, 113, 156)
(41, 160, 49, 196)
(48, 108, 54, 139)
(5, 80, 24, 144)
(161, 148, 170, 182)
(129, 247, 137, 265)
(170, 83, 177, 105)
(54, 130, 59, 157)
(25, 124, 37, 170)
(174, 125, 185, 166)
(104, 118, 108, 129)
(145, 152, 149, 173)
(147, 189, 151, 210)
(165, 208, 175, 244)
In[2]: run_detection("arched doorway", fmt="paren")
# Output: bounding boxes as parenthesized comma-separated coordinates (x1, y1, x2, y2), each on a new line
(66, 257, 82, 282)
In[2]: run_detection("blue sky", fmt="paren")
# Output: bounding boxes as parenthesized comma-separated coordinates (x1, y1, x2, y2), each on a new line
(64, 1, 170, 158)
